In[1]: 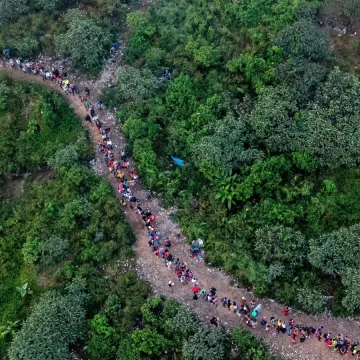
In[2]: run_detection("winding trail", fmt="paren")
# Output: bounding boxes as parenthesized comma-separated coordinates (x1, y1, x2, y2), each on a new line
(2, 35, 360, 360)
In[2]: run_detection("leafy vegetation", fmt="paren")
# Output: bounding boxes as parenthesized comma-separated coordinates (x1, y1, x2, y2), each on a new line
(102, 0, 360, 316)
(0, 77, 145, 358)
(0, 77, 273, 359)
(0, 0, 133, 72)
(0, 74, 91, 176)
(55, 9, 113, 73)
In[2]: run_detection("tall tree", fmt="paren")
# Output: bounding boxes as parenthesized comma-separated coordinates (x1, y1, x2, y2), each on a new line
(8, 281, 87, 360)
(309, 224, 360, 274)
(183, 326, 230, 360)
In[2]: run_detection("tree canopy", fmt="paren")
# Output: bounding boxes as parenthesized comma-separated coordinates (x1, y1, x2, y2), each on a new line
(8, 281, 87, 360)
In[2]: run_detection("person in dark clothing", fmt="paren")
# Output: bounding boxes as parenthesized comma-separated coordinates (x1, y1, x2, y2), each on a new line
(85, 114, 92, 125)
(85, 87, 90, 97)
(210, 317, 220, 327)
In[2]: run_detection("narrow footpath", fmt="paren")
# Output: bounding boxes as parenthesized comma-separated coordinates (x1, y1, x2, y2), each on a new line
(1, 59, 360, 360)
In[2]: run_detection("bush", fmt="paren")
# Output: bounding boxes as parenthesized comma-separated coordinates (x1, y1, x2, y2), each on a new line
(276, 19, 331, 61)
(232, 329, 275, 360)
(183, 326, 231, 360)
(296, 286, 326, 314)
(8, 281, 87, 360)
(39, 235, 69, 267)
(48, 145, 79, 169)
(132, 139, 159, 189)
(55, 10, 112, 73)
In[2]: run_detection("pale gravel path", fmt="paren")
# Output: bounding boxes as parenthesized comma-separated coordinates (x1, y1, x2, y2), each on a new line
(2, 18, 360, 359)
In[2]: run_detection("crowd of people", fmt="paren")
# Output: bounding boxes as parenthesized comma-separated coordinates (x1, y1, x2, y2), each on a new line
(145, 216, 360, 357)
(2, 51, 359, 359)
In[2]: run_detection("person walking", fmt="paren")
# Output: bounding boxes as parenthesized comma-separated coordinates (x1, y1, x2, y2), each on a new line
(85, 87, 90, 97)
(168, 280, 174, 292)
(85, 114, 92, 125)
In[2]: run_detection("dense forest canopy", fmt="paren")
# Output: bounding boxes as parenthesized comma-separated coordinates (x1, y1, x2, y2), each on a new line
(0, 77, 273, 359)
(2, 0, 360, 357)
(101, 0, 360, 316)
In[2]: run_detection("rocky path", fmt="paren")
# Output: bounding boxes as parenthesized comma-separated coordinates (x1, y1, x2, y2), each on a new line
(1, 33, 360, 360)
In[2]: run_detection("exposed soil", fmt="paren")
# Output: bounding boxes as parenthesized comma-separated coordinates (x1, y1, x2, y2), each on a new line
(1, 169, 53, 200)
(2, 11, 360, 360)
(318, 8, 360, 73)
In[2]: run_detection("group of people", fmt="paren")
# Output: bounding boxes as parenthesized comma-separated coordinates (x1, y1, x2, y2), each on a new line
(259, 317, 360, 357)
(1, 56, 81, 96)
(147, 231, 360, 357)
(3, 51, 358, 359)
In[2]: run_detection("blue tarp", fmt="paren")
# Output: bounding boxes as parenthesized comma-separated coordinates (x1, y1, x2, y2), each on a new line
(171, 156, 184, 167)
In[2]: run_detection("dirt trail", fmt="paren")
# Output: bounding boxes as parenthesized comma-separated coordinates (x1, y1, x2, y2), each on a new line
(1, 30, 360, 360)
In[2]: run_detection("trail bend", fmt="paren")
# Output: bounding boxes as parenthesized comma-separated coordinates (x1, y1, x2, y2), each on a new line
(1, 53, 360, 360)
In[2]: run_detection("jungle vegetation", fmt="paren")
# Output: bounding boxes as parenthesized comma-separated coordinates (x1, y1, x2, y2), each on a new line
(102, 0, 360, 316)
(0, 76, 273, 359)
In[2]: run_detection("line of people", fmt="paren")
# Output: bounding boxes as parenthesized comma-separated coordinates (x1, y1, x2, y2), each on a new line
(146, 227, 360, 358)
(4, 53, 358, 359)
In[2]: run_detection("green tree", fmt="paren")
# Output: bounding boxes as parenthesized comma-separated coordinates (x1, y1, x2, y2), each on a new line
(232, 329, 274, 360)
(255, 225, 307, 267)
(250, 86, 298, 153)
(131, 326, 169, 357)
(0, 83, 9, 112)
(275, 58, 326, 104)
(315, 67, 360, 122)
(164, 304, 199, 347)
(39, 235, 69, 267)
(185, 38, 220, 67)
(165, 73, 198, 120)
(226, 53, 274, 94)
(0, 320, 20, 340)
(48, 144, 79, 169)
(308, 224, 360, 275)
(8, 281, 87, 360)
(276, 19, 331, 61)
(115, 65, 157, 104)
(194, 114, 264, 170)
(55, 10, 112, 73)
(85, 314, 117, 359)
(183, 326, 231, 360)
(21, 237, 40, 264)
(140, 296, 164, 328)
(293, 107, 360, 167)
(127, 11, 156, 36)
(341, 269, 360, 314)
(132, 139, 159, 189)
(0, 0, 28, 24)
(296, 286, 326, 314)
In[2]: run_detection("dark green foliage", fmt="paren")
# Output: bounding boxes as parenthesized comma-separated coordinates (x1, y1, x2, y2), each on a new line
(0, 0, 130, 71)
(183, 326, 231, 360)
(114, 0, 360, 316)
(232, 329, 275, 360)
(84, 314, 118, 359)
(276, 19, 331, 61)
(275, 58, 327, 104)
(324, 0, 360, 27)
(55, 10, 113, 73)
(8, 280, 87, 360)
(0, 75, 90, 175)
(309, 224, 360, 275)
(0, 0, 28, 24)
